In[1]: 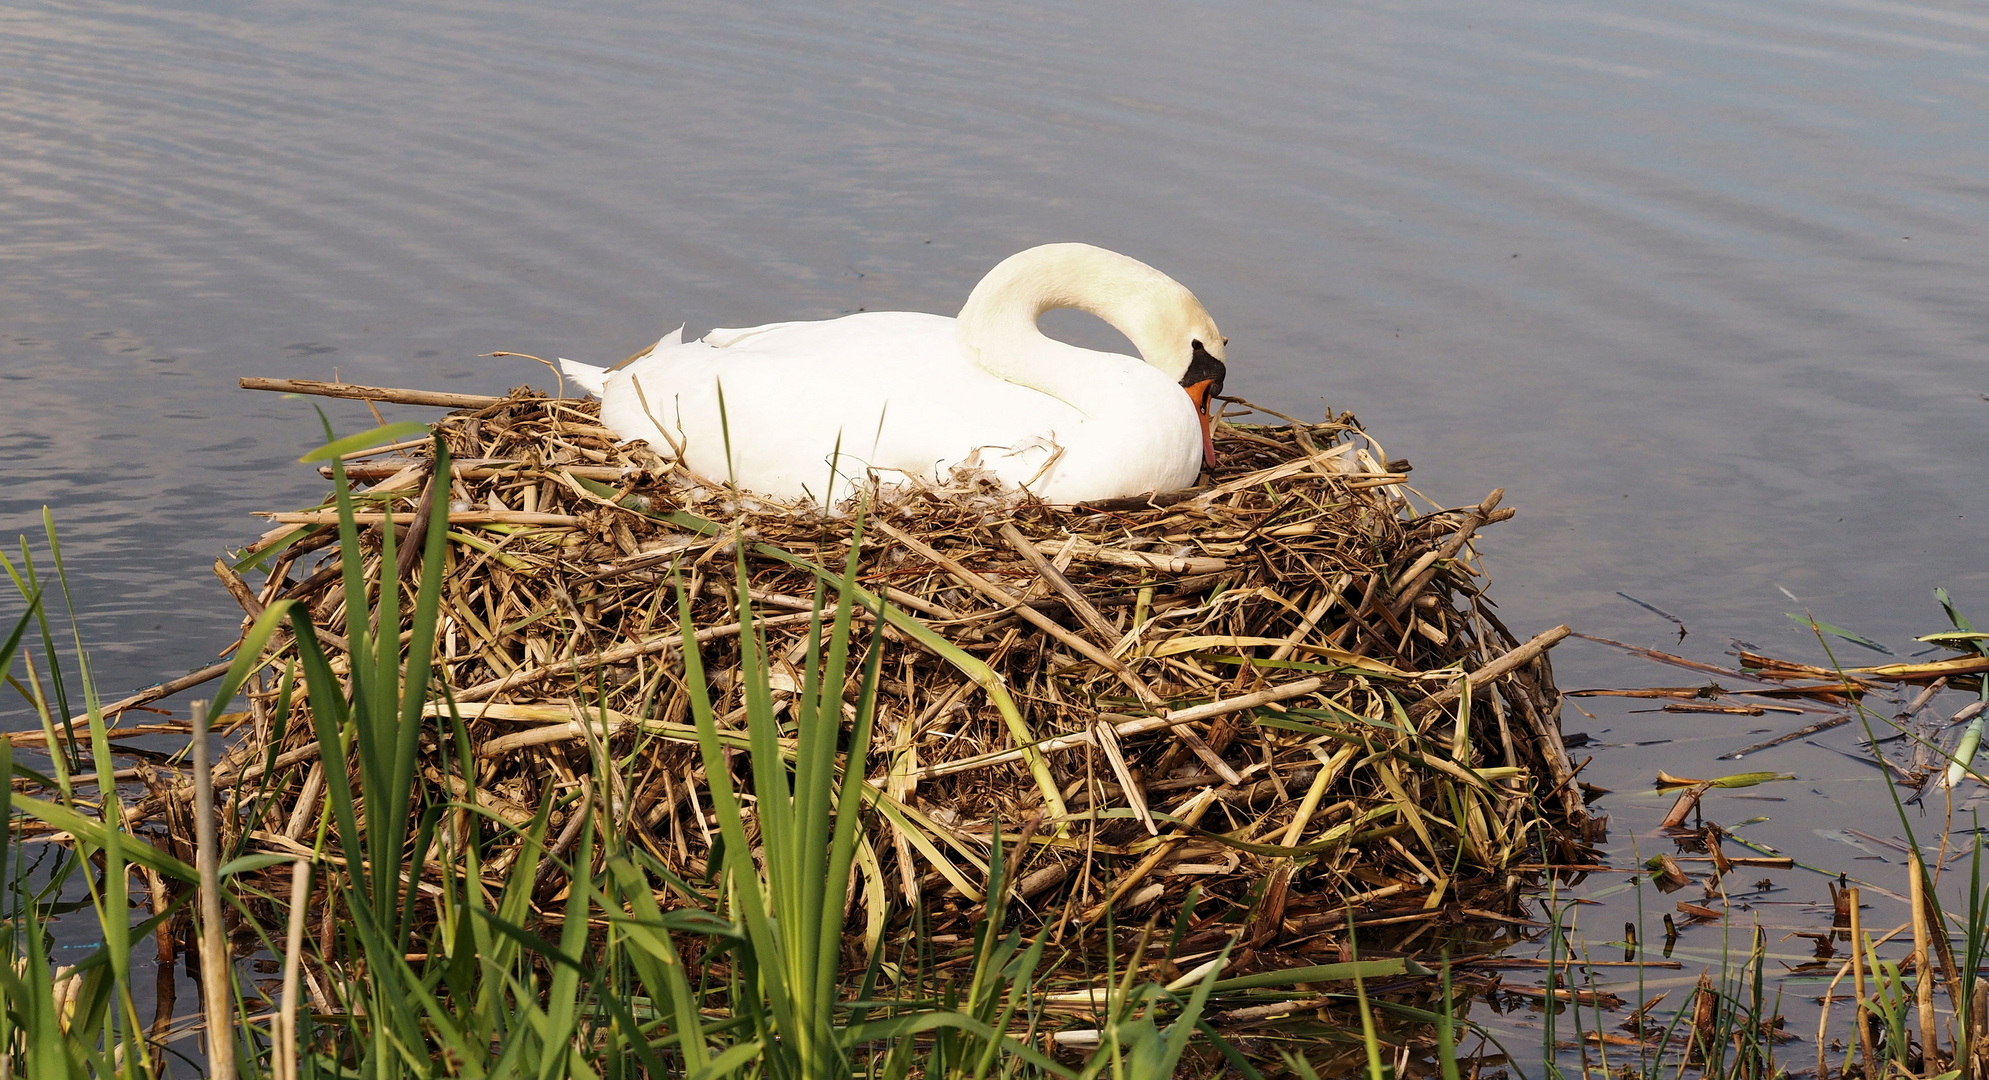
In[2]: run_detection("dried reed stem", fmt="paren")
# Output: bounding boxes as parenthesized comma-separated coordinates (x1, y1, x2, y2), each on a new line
(275, 858, 312, 1080)
(191, 699, 235, 1077)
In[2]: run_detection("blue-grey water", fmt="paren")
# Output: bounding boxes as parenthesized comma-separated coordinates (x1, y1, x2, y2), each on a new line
(4, 0, 1987, 1069)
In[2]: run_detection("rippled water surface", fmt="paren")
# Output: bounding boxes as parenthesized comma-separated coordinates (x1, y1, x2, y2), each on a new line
(5, 0, 1988, 1068)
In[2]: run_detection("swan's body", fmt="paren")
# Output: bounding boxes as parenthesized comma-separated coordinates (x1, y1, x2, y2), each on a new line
(560, 243, 1228, 503)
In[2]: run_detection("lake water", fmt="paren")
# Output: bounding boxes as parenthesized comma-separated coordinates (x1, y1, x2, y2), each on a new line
(5, 0, 1987, 1070)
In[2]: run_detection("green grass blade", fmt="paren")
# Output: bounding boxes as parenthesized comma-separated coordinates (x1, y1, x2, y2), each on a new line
(289, 605, 364, 898)
(537, 809, 595, 1080)
(297, 420, 431, 462)
(1784, 612, 1891, 655)
(674, 573, 801, 1061)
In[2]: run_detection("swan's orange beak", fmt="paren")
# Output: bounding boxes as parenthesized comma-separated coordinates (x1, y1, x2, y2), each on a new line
(1184, 379, 1218, 468)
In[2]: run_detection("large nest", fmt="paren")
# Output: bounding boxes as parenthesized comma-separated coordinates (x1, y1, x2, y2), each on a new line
(179, 381, 1595, 975)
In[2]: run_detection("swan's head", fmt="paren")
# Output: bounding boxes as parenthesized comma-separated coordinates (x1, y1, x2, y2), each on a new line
(1179, 335, 1227, 469)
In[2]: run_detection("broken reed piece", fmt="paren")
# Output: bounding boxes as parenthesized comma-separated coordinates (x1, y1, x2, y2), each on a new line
(260, 510, 582, 527)
(50, 662, 234, 734)
(1651, 854, 1691, 892)
(1676, 900, 1722, 921)
(322, 459, 626, 483)
(1690, 972, 1718, 1051)
(1849, 886, 1875, 1080)
(1659, 781, 1714, 829)
(1026, 537, 1226, 576)
(190, 698, 235, 1079)
(239, 376, 505, 410)
(1718, 714, 1852, 760)
(1414, 624, 1573, 719)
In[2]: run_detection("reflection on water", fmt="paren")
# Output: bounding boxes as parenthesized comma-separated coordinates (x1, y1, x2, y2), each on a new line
(3, 0, 1987, 1070)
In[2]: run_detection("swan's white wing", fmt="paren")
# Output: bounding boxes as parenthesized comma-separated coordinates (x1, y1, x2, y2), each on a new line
(559, 358, 607, 395)
(560, 326, 687, 396)
(703, 320, 828, 349)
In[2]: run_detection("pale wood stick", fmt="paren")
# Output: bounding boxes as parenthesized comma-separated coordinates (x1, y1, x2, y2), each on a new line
(1658, 782, 1714, 829)
(260, 510, 581, 527)
(12, 766, 143, 788)
(426, 766, 539, 827)
(880, 585, 962, 621)
(1219, 996, 1339, 1023)
(324, 458, 623, 482)
(283, 763, 326, 840)
(1146, 676, 1331, 729)
(191, 700, 236, 1078)
(876, 519, 1162, 707)
(1028, 538, 1227, 576)
(56, 662, 232, 731)
(1912, 852, 1940, 1069)
(275, 858, 312, 1080)
(212, 558, 263, 622)
(171, 742, 324, 804)
(1852, 887, 1874, 1079)
(1411, 624, 1572, 718)
(7, 723, 189, 748)
(239, 376, 506, 409)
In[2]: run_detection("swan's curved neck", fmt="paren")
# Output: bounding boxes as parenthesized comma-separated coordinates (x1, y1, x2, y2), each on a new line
(954, 244, 1200, 407)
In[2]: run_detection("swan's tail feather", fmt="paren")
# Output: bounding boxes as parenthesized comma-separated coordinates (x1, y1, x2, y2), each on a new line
(616, 325, 686, 366)
(562, 326, 687, 396)
(559, 358, 608, 396)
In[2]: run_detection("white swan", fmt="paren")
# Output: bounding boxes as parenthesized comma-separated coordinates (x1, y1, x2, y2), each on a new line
(559, 243, 1228, 504)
